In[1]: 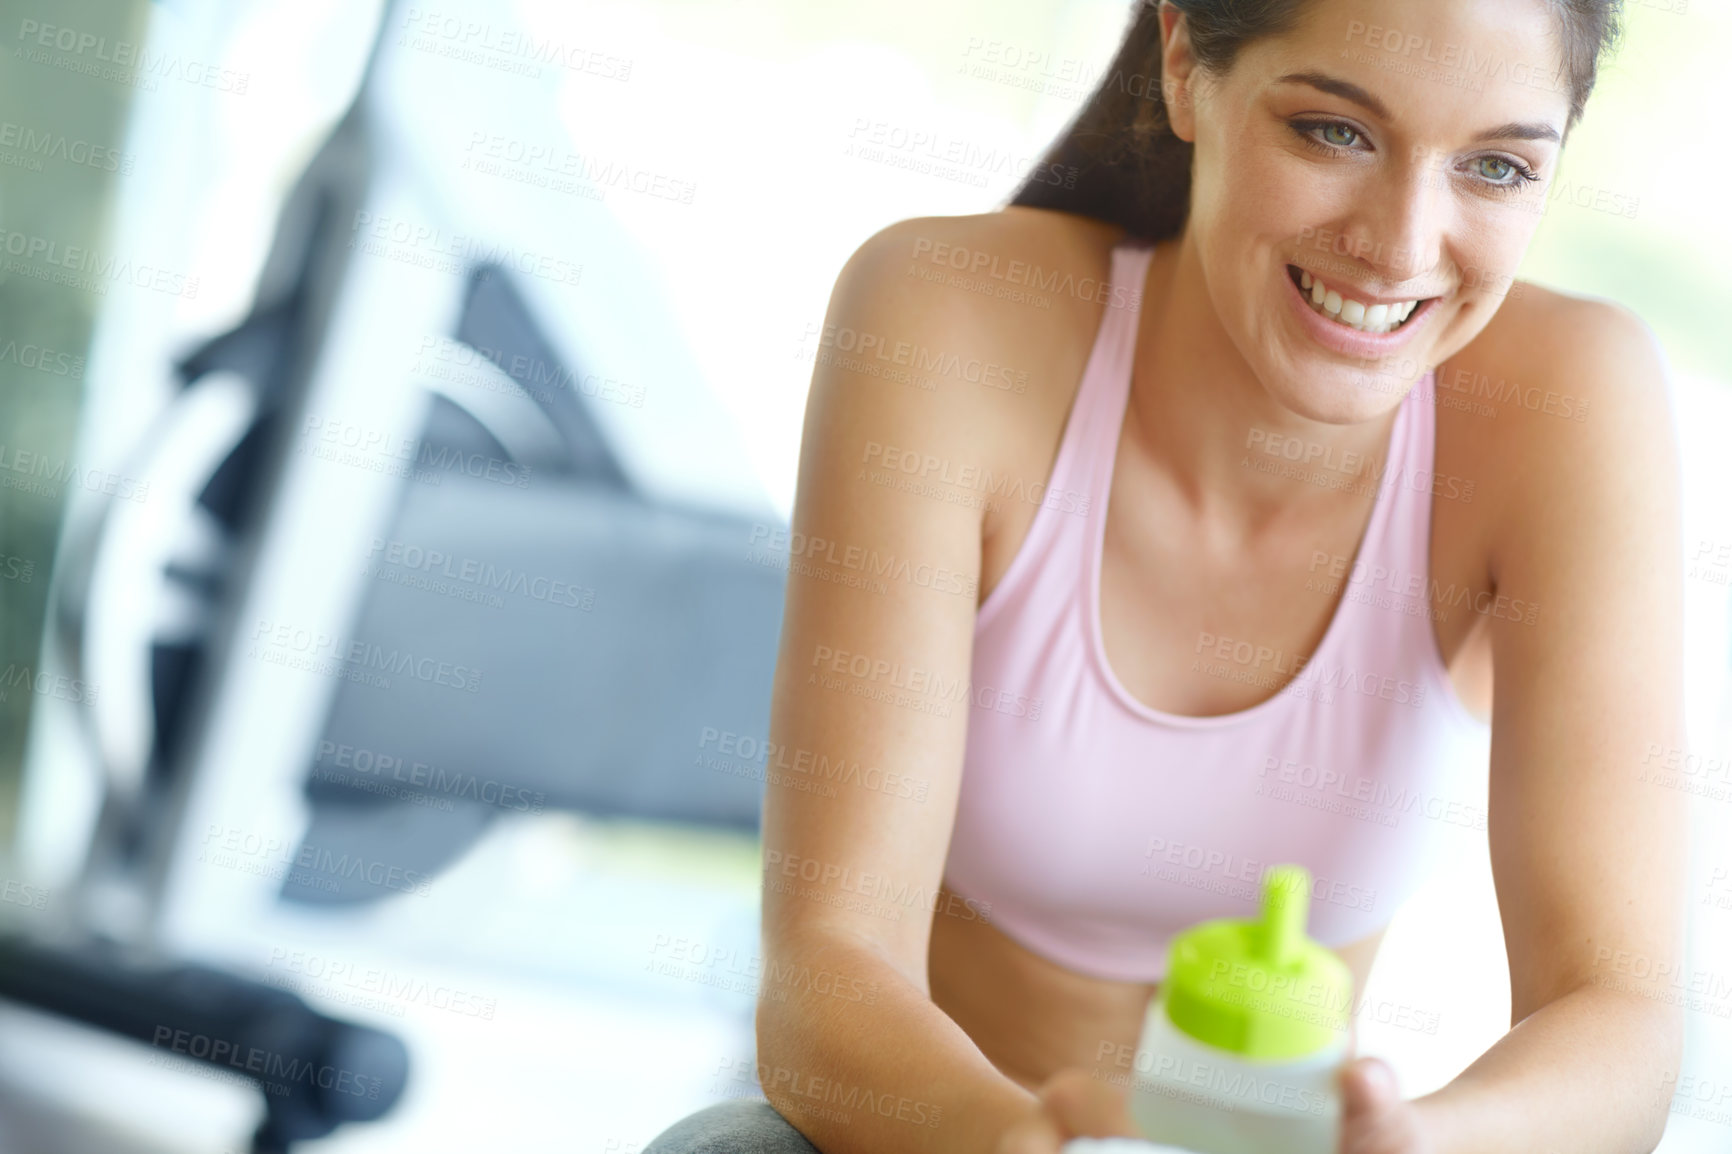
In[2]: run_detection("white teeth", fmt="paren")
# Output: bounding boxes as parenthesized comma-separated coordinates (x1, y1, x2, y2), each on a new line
(1294, 268, 1420, 335)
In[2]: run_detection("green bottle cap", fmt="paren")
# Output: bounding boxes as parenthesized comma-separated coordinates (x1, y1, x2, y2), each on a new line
(1159, 865, 1353, 1061)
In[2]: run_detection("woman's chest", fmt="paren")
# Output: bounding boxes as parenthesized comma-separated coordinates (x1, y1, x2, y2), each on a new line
(979, 393, 1499, 725)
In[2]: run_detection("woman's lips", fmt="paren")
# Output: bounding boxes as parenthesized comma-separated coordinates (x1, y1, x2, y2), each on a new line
(1283, 263, 1439, 359)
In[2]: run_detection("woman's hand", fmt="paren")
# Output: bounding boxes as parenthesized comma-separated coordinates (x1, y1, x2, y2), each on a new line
(995, 1068, 1143, 1154)
(1338, 1057, 1438, 1154)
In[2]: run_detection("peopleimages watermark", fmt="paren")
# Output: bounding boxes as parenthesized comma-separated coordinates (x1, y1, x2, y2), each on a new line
(413, 334, 645, 409)
(0, 442, 150, 503)
(712, 1055, 943, 1129)
(1330, 350, 1590, 425)
(843, 117, 1077, 193)
(398, 7, 633, 82)
(744, 523, 972, 599)
(346, 211, 583, 287)
(907, 236, 1142, 311)
(0, 117, 135, 175)
(1254, 755, 1487, 832)
(1704, 865, 1732, 916)
(808, 643, 1043, 722)
(1139, 837, 1378, 914)
(264, 947, 497, 1021)
(1305, 549, 1539, 628)
(741, 523, 879, 589)
(299, 413, 533, 490)
(1191, 631, 1427, 710)
(1428, 363, 1588, 422)
(364, 536, 597, 613)
(1689, 538, 1731, 588)
(1195, 963, 1442, 1037)
(763, 849, 992, 926)
(199, 824, 436, 898)
(460, 130, 696, 206)
(1639, 741, 1732, 804)
(248, 618, 483, 694)
(1589, 949, 1732, 1021)
(795, 320, 1030, 395)
(1096, 1041, 1330, 1117)
(0, 225, 199, 299)
(1242, 426, 1475, 503)
(1657, 1069, 1732, 1130)
(149, 1026, 383, 1101)
(0, 664, 98, 706)
(313, 741, 546, 814)
(696, 726, 930, 803)
(0, 335, 84, 379)
(1340, 18, 1568, 97)
(648, 933, 881, 1005)
(0, 878, 50, 911)
(860, 440, 1090, 518)
(15, 18, 250, 95)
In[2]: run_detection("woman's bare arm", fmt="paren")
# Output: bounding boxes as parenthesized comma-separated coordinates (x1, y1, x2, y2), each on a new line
(1407, 300, 1689, 1154)
(755, 216, 1052, 1154)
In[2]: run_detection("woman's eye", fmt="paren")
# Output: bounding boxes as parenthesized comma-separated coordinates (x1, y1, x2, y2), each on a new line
(1321, 123, 1360, 148)
(1475, 156, 1515, 182)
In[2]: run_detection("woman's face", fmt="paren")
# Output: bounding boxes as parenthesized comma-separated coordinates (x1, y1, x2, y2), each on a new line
(1164, 0, 1573, 423)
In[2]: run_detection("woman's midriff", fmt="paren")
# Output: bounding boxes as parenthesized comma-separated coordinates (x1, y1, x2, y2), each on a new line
(927, 881, 1387, 1093)
(927, 882, 1158, 1093)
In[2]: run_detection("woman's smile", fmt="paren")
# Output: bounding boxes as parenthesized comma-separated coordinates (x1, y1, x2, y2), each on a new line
(1289, 265, 1425, 333)
(1279, 256, 1441, 360)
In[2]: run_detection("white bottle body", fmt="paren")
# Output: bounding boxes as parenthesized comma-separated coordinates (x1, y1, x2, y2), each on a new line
(1118, 997, 1345, 1154)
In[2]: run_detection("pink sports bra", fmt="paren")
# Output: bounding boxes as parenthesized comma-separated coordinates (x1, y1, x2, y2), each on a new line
(941, 239, 1493, 982)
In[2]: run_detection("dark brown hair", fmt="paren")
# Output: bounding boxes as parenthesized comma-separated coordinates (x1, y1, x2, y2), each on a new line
(1009, 0, 1624, 241)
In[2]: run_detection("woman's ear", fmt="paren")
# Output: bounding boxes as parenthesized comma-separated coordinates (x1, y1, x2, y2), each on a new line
(1158, 1, 1200, 142)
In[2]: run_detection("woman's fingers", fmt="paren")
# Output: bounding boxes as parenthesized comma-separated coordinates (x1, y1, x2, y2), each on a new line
(1337, 1056, 1433, 1154)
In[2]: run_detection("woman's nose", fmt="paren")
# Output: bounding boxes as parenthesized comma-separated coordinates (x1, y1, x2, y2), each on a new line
(1332, 161, 1449, 287)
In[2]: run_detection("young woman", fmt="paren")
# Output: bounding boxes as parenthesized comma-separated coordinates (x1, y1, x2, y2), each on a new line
(647, 1, 1686, 1151)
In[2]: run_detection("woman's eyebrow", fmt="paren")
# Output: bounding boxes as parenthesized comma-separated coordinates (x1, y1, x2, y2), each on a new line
(1275, 71, 1561, 144)
(1275, 70, 1391, 118)
(1471, 120, 1562, 144)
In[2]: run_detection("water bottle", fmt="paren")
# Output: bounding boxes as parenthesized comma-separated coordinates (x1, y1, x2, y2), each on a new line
(1117, 865, 1353, 1154)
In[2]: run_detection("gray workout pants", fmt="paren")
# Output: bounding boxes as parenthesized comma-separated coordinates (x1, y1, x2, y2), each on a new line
(643, 1098, 821, 1154)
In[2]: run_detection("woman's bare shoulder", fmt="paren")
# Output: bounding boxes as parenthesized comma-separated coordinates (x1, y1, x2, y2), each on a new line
(1439, 279, 1677, 561)
(835, 206, 1131, 402)
(815, 209, 1132, 551)
(819, 207, 1130, 436)
(1444, 280, 1665, 425)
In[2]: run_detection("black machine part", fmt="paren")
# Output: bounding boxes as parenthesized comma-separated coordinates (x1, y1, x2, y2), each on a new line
(0, 935, 409, 1153)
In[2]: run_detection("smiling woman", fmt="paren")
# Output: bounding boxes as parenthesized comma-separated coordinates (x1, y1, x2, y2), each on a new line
(645, 3, 1689, 1154)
